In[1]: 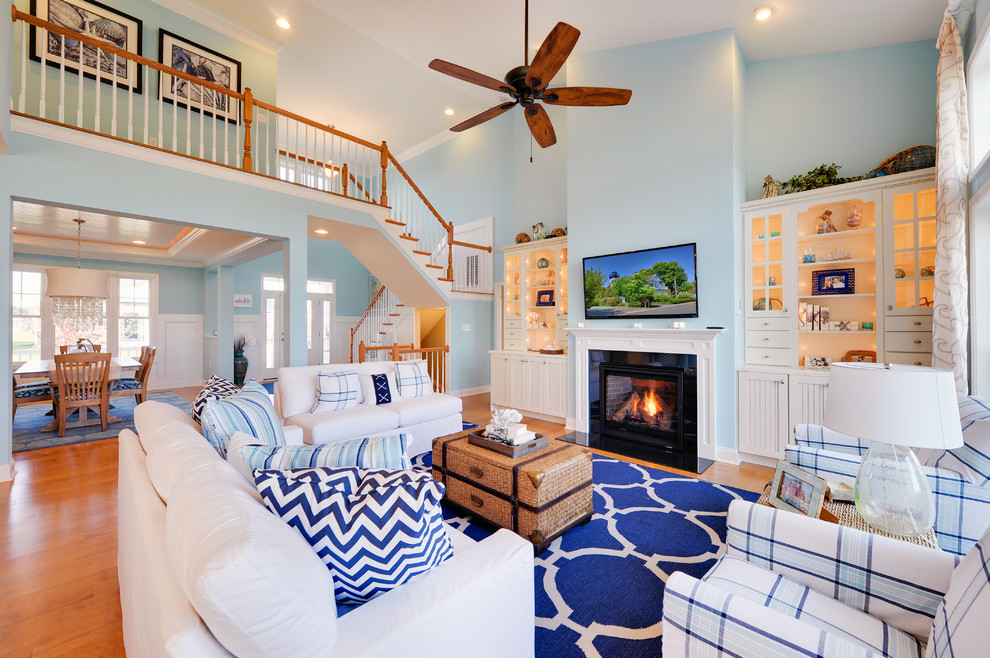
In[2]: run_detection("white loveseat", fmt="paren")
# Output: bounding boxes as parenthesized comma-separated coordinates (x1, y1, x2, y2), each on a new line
(118, 400, 535, 657)
(273, 361, 463, 456)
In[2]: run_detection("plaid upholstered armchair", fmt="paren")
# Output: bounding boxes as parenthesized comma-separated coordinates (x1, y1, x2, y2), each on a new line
(785, 396, 990, 556)
(663, 500, 988, 657)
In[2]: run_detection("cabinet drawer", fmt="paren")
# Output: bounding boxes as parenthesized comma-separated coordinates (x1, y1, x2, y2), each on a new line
(504, 327, 524, 340)
(745, 317, 791, 332)
(504, 318, 523, 329)
(745, 331, 790, 349)
(885, 331, 932, 353)
(885, 351, 933, 367)
(745, 347, 795, 367)
(885, 316, 932, 332)
(504, 339, 526, 351)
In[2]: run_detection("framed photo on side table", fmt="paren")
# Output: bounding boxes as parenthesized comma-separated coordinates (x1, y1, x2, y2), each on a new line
(768, 461, 827, 519)
(158, 29, 241, 123)
(30, 0, 144, 92)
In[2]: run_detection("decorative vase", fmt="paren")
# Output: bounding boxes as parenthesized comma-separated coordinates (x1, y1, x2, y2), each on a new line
(233, 349, 248, 387)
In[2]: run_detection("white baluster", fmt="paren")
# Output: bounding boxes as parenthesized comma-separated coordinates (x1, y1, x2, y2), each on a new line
(185, 80, 192, 155)
(223, 104, 229, 165)
(76, 33, 84, 126)
(198, 82, 205, 159)
(18, 21, 27, 113)
(39, 28, 48, 119)
(111, 52, 118, 136)
(171, 74, 178, 151)
(58, 32, 66, 123)
(94, 46, 101, 132)
(211, 94, 217, 162)
(142, 64, 148, 144)
(265, 109, 271, 176)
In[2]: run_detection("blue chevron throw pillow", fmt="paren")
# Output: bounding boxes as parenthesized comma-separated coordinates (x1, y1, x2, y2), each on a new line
(254, 467, 453, 604)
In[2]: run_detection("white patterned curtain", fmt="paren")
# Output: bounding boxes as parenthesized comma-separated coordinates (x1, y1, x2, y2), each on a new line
(933, 11, 970, 395)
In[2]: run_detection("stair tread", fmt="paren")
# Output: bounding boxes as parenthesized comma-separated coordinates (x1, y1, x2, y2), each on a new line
(412, 250, 431, 255)
(382, 322, 393, 326)
(389, 313, 401, 316)
(437, 277, 454, 282)
(399, 234, 418, 241)
(425, 264, 443, 269)
(384, 219, 405, 226)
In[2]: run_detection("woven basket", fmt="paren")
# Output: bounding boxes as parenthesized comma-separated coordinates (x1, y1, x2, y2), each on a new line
(868, 145, 935, 178)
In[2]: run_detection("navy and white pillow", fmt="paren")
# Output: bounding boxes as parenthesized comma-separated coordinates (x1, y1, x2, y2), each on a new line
(312, 371, 363, 413)
(255, 467, 453, 604)
(191, 375, 240, 423)
(395, 360, 432, 399)
(359, 372, 400, 406)
(200, 381, 285, 457)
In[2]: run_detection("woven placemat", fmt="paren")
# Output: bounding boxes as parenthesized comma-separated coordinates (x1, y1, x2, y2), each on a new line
(757, 483, 940, 550)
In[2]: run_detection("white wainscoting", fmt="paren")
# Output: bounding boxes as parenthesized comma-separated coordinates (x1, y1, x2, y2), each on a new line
(151, 314, 204, 390)
(336, 316, 359, 364)
(233, 315, 265, 381)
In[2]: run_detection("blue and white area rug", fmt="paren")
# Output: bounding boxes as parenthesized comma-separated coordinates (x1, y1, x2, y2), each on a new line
(12, 392, 192, 453)
(413, 452, 759, 657)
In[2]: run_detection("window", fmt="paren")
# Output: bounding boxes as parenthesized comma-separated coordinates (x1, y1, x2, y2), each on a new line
(12, 270, 43, 361)
(116, 277, 152, 358)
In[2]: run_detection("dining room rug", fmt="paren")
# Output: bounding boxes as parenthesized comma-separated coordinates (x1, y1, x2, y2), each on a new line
(411, 452, 760, 657)
(12, 392, 192, 453)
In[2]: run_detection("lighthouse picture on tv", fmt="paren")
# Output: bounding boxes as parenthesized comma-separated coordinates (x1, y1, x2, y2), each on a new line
(583, 242, 698, 318)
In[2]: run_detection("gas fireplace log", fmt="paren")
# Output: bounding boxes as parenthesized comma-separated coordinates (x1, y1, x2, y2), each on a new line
(612, 393, 641, 422)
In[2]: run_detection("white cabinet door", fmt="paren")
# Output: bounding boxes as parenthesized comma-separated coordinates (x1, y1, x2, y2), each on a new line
(509, 356, 537, 411)
(490, 353, 509, 407)
(737, 370, 789, 458)
(542, 358, 567, 418)
(787, 372, 829, 428)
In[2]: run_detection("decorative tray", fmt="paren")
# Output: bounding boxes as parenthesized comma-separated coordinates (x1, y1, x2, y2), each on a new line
(539, 348, 564, 354)
(467, 431, 547, 458)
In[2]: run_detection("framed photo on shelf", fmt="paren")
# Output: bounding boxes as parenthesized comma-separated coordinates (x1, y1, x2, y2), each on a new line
(812, 268, 855, 296)
(158, 29, 241, 123)
(30, 0, 144, 92)
(535, 289, 555, 306)
(768, 461, 827, 519)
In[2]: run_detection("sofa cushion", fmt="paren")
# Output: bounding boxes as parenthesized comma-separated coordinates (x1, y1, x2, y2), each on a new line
(387, 393, 463, 427)
(928, 396, 990, 485)
(226, 432, 412, 481)
(146, 421, 228, 504)
(200, 381, 285, 458)
(928, 524, 990, 657)
(395, 360, 432, 398)
(134, 399, 202, 455)
(288, 406, 400, 445)
(164, 456, 337, 657)
(360, 372, 401, 405)
(277, 363, 387, 420)
(191, 375, 240, 423)
(255, 467, 454, 604)
(313, 371, 363, 413)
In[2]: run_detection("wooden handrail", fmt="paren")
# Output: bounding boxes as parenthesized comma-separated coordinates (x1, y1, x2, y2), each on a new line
(252, 97, 382, 152)
(12, 6, 245, 103)
(387, 153, 451, 231)
(278, 148, 374, 201)
(351, 285, 388, 344)
(451, 238, 493, 253)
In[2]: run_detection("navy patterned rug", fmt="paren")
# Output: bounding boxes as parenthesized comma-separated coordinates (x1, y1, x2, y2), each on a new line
(12, 392, 192, 453)
(412, 452, 759, 657)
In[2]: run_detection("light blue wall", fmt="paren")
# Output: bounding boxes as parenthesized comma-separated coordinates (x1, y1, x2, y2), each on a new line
(12, 253, 204, 314)
(746, 40, 939, 200)
(970, 0, 990, 195)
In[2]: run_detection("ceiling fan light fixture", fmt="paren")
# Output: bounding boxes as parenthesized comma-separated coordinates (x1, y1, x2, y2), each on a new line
(754, 5, 775, 21)
(275, 17, 291, 30)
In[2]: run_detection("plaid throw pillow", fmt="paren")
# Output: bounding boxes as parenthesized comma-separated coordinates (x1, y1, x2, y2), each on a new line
(312, 371, 361, 413)
(395, 361, 432, 399)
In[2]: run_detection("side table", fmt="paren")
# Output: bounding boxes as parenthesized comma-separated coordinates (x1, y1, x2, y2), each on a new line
(757, 483, 940, 550)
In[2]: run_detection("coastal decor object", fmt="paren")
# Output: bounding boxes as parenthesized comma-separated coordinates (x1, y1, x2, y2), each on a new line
(816, 210, 838, 234)
(159, 30, 241, 123)
(825, 248, 854, 261)
(485, 408, 523, 442)
(867, 145, 936, 178)
(921, 265, 935, 277)
(232, 333, 255, 386)
(768, 461, 828, 519)
(532, 222, 546, 241)
(537, 257, 550, 269)
(802, 249, 816, 263)
(550, 227, 567, 238)
(861, 322, 874, 331)
(469, 431, 547, 458)
(31, 0, 145, 93)
(781, 163, 864, 194)
(515, 232, 531, 244)
(846, 208, 862, 228)
(804, 356, 831, 370)
(894, 267, 906, 279)
(760, 174, 780, 199)
(812, 268, 855, 295)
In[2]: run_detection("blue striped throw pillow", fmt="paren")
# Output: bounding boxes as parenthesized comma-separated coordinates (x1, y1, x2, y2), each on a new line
(200, 380, 285, 458)
(239, 433, 412, 472)
(255, 467, 453, 604)
(395, 360, 431, 398)
(313, 371, 362, 413)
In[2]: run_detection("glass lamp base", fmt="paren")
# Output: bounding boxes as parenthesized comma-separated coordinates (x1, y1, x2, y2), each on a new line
(855, 442, 935, 537)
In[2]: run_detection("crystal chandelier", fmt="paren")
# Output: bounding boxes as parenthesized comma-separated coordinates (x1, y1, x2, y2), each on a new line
(45, 218, 109, 344)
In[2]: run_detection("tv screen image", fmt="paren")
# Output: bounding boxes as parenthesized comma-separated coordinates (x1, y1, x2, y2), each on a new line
(583, 242, 698, 318)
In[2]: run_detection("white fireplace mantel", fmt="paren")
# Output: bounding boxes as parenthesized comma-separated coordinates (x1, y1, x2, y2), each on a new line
(567, 327, 726, 464)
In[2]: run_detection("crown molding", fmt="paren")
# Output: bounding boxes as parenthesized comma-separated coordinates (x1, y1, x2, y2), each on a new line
(149, 0, 283, 57)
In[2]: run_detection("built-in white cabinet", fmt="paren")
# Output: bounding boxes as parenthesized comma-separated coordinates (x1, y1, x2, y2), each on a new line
(490, 350, 567, 420)
(737, 368, 829, 460)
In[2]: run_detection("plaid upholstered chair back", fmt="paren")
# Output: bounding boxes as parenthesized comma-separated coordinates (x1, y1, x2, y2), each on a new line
(927, 524, 990, 656)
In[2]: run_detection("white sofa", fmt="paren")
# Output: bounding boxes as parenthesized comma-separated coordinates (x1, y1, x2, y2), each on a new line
(273, 361, 463, 456)
(118, 400, 535, 657)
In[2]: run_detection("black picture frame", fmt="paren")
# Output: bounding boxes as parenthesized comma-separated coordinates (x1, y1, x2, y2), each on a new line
(30, 0, 144, 93)
(536, 290, 555, 306)
(158, 29, 241, 124)
(812, 268, 856, 295)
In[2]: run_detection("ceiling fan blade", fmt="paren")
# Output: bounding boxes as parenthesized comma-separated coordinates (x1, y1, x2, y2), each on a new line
(542, 87, 632, 106)
(524, 104, 557, 148)
(428, 59, 512, 93)
(450, 102, 517, 132)
(526, 22, 580, 91)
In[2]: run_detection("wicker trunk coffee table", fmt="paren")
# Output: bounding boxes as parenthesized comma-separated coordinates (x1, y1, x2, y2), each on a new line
(432, 430, 594, 554)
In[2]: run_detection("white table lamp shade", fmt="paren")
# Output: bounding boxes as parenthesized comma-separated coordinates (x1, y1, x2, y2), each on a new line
(823, 363, 963, 450)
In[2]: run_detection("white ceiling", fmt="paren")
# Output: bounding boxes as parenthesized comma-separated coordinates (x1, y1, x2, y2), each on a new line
(168, 0, 948, 156)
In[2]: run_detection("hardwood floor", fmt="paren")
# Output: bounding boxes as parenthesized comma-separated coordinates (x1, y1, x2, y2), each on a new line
(1, 390, 772, 656)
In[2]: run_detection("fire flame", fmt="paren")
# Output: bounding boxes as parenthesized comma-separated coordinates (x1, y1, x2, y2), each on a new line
(642, 389, 661, 417)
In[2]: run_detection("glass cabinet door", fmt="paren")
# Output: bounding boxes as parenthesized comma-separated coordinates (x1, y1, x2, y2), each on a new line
(504, 253, 521, 317)
(884, 185, 936, 315)
(747, 212, 787, 316)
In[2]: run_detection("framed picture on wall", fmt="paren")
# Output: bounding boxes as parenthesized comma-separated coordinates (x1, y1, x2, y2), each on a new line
(30, 0, 144, 92)
(158, 29, 241, 123)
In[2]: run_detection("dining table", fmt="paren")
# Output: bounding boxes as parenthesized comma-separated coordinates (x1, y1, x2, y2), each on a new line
(15, 355, 142, 431)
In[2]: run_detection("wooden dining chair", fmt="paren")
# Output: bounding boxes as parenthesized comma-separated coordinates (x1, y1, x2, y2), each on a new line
(53, 352, 112, 437)
(12, 375, 53, 421)
(111, 346, 156, 404)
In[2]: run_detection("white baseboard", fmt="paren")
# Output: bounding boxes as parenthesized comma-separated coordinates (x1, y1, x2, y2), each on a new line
(715, 447, 741, 465)
(565, 417, 578, 432)
(737, 452, 779, 468)
(0, 458, 15, 483)
(450, 385, 490, 398)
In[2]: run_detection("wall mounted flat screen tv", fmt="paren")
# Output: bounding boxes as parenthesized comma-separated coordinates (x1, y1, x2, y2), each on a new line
(583, 242, 698, 318)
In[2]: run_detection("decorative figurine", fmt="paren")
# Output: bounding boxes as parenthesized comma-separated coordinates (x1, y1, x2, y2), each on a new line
(846, 208, 862, 228)
(515, 232, 531, 244)
(825, 248, 854, 261)
(532, 222, 546, 241)
(816, 210, 838, 234)
(760, 175, 780, 199)
(550, 227, 566, 238)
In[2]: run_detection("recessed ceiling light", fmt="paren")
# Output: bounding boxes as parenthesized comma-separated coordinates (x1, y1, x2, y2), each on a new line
(314, 228, 329, 235)
(754, 5, 775, 21)
(444, 108, 454, 116)
(132, 240, 146, 244)
(276, 17, 291, 29)
(12, 226, 17, 230)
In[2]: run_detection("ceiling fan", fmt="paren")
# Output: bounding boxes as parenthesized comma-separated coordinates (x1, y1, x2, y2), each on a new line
(428, 2, 631, 148)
